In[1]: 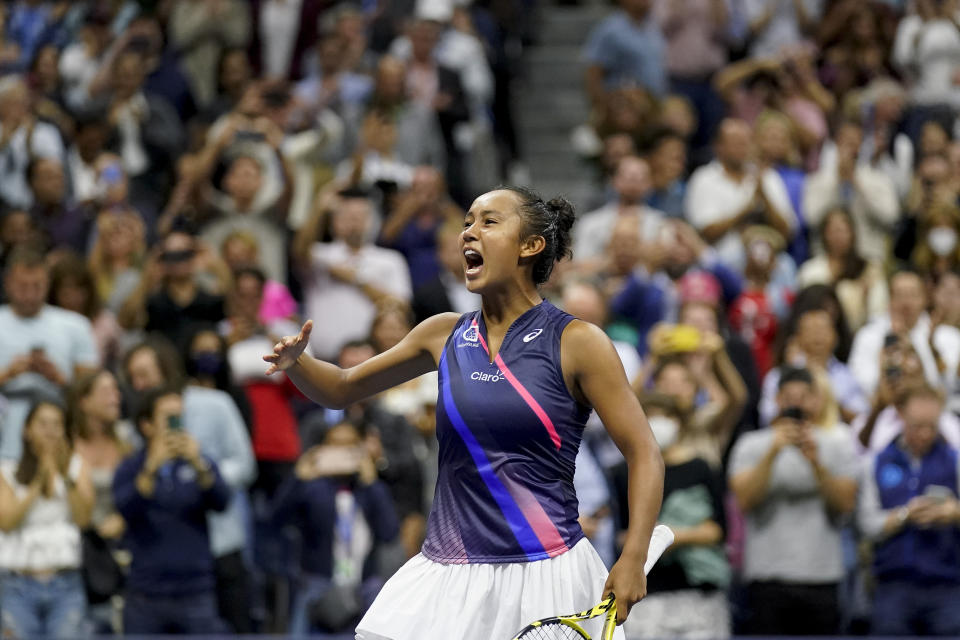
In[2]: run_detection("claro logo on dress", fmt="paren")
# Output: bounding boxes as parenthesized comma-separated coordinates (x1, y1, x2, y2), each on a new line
(471, 369, 504, 382)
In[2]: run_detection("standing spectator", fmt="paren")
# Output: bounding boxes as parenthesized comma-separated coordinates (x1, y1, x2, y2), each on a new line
(113, 386, 230, 634)
(273, 420, 400, 636)
(645, 130, 688, 218)
(804, 120, 900, 263)
(168, 0, 251, 109)
(654, 0, 729, 148)
(729, 366, 858, 635)
(858, 383, 960, 636)
(295, 188, 412, 361)
(618, 393, 731, 639)
(0, 400, 94, 639)
(410, 217, 481, 323)
(798, 207, 888, 330)
(583, 0, 667, 104)
(892, 0, 960, 141)
(122, 339, 256, 633)
(28, 156, 90, 255)
(932, 268, 960, 330)
(754, 111, 808, 263)
(88, 207, 145, 315)
(0, 247, 98, 460)
(49, 254, 122, 369)
(0, 74, 64, 209)
(684, 118, 796, 271)
(849, 267, 960, 398)
(249, 0, 324, 81)
(745, 0, 821, 59)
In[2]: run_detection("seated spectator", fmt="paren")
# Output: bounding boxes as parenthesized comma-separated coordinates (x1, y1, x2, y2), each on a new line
(0, 246, 98, 460)
(849, 267, 960, 399)
(273, 420, 399, 636)
(0, 400, 94, 639)
(644, 130, 688, 218)
(583, 0, 666, 104)
(911, 201, 960, 280)
(852, 338, 960, 454)
(618, 392, 730, 639)
(88, 207, 145, 314)
(571, 155, 664, 273)
(729, 366, 858, 636)
(858, 383, 960, 637)
(49, 254, 122, 369)
(122, 338, 255, 632)
(798, 207, 888, 330)
(28, 156, 91, 255)
(0, 74, 64, 209)
(761, 306, 868, 427)
(113, 386, 230, 634)
(804, 119, 900, 263)
(294, 188, 412, 361)
(118, 228, 229, 349)
(684, 118, 796, 271)
(220, 230, 298, 325)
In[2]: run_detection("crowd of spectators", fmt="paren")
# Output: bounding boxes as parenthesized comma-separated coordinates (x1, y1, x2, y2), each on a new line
(1, 0, 960, 638)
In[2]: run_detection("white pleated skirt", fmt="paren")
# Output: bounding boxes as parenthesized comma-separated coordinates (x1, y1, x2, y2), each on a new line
(356, 538, 625, 640)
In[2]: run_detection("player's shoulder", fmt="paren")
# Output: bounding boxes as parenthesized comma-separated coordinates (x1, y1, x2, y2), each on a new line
(561, 319, 618, 366)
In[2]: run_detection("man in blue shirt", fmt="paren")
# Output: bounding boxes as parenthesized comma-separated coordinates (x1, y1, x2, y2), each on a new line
(583, 0, 667, 104)
(113, 386, 230, 634)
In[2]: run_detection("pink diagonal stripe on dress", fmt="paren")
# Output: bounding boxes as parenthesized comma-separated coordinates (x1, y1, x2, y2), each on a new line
(472, 319, 562, 450)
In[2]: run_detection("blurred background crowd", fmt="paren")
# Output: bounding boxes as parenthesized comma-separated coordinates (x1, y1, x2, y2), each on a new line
(1, 0, 960, 637)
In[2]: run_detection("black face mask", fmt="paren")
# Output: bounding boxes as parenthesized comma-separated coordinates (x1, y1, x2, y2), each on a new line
(187, 352, 224, 378)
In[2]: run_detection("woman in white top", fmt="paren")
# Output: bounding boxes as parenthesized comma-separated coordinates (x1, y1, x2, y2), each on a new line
(0, 401, 95, 639)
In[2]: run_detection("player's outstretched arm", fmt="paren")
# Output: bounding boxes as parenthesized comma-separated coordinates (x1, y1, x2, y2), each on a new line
(264, 313, 460, 409)
(562, 320, 665, 624)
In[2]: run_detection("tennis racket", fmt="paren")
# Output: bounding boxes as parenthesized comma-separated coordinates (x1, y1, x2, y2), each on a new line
(509, 524, 675, 640)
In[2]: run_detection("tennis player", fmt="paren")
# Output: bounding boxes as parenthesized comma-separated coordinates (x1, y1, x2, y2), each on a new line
(264, 186, 665, 640)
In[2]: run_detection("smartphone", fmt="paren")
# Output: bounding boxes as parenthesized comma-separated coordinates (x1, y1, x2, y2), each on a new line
(167, 415, 183, 431)
(923, 484, 954, 503)
(780, 406, 807, 422)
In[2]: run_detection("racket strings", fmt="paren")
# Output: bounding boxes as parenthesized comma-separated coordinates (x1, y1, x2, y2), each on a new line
(515, 621, 590, 640)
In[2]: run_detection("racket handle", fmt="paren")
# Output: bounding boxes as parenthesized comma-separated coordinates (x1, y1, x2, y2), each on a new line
(643, 524, 675, 575)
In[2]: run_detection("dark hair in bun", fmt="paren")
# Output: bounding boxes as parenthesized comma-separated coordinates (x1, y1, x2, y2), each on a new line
(498, 185, 576, 285)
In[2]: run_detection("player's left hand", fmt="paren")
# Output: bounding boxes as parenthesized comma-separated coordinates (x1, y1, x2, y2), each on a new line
(602, 555, 647, 624)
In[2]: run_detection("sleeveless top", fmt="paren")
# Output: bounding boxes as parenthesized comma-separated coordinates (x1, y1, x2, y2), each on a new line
(422, 300, 590, 564)
(0, 455, 83, 571)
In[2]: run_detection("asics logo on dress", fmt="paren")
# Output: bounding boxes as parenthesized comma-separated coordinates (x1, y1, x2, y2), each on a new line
(471, 369, 504, 382)
(522, 329, 543, 343)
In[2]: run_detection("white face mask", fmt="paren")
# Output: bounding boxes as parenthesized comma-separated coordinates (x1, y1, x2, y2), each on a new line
(928, 227, 958, 257)
(648, 415, 680, 450)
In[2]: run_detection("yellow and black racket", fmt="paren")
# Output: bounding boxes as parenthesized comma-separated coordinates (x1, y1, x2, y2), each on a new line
(509, 525, 675, 640)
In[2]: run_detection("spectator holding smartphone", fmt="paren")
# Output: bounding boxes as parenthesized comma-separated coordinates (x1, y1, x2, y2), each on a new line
(858, 383, 960, 636)
(274, 420, 399, 636)
(112, 386, 230, 634)
(729, 366, 858, 635)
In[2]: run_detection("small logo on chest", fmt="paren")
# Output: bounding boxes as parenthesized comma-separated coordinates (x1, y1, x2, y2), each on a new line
(457, 324, 480, 348)
(522, 329, 543, 343)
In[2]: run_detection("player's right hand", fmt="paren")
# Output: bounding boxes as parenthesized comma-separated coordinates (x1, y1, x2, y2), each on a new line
(264, 320, 313, 375)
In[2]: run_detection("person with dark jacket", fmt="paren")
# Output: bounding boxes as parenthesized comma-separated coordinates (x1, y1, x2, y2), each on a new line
(858, 383, 960, 636)
(274, 420, 399, 636)
(112, 386, 230, 634)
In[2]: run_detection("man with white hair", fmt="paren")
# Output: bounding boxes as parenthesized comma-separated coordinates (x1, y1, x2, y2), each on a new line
(296, 188, 412, 361)
(0, 75, 64, 209)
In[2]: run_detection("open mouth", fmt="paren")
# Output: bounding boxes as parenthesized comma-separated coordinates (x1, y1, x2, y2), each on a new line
(463, 248, 484, 277)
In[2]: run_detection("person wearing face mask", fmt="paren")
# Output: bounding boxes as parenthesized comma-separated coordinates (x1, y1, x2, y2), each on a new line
(912, 204, 960, 278)
(612, 393, 730, 639)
